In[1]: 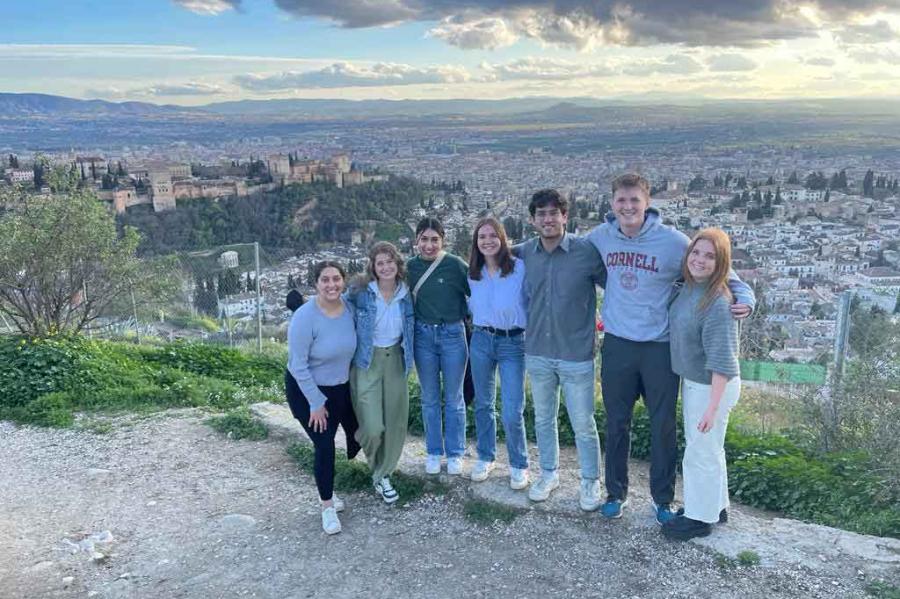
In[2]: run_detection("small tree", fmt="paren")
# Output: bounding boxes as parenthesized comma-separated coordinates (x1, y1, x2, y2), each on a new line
(0, 183, 173, 335)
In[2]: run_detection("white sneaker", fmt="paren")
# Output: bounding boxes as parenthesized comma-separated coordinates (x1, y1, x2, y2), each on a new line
(332, 495, 345, 512)
(528, 471, 560, 502)
(374, 477, 400, 504)
(447, 457, 464, 476)
(321, 507, 341, 535)
(425, 455, 441, 475)
(579, 479, 602, 512)
(509, 467, 529, 490)
(470, 460, 495, 482)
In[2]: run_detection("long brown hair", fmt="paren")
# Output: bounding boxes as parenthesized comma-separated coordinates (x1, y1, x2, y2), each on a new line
(468, 217, 515, 280)
(682, 228, 733, 311)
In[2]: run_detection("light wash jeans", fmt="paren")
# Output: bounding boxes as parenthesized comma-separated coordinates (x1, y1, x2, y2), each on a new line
(470, 329, 528, 470)
(414, 321, 468, 458)
(681, 376, 741, 523)
(525, 354, 601, 480)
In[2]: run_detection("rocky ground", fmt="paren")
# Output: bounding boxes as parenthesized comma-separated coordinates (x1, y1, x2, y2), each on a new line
(1, 407, 897, 599)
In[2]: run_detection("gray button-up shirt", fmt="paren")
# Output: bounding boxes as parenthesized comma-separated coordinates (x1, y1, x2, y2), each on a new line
(515, 234, 607, 362)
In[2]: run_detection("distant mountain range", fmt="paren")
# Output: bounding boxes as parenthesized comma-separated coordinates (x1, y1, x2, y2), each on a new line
(2, 92, 900, 121)
(0, 93, 197, 116)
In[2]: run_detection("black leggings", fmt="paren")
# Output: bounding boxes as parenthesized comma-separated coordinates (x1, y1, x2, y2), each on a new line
(284, 371, 361, 501)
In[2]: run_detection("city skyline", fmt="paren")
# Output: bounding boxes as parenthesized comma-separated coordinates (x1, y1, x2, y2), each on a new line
(4, 0, 900, 104)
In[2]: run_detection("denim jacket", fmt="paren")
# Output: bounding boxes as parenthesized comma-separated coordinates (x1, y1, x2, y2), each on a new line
(345, 281, 415, 376)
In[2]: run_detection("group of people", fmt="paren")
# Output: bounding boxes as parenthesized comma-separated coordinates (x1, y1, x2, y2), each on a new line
(285, 172, 754, 541)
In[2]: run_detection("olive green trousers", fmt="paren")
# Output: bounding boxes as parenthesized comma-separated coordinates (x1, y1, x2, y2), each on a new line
(351, 344, 409, 483)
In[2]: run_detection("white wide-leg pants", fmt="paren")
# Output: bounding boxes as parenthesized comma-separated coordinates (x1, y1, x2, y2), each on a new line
(681, 377, 741, 524)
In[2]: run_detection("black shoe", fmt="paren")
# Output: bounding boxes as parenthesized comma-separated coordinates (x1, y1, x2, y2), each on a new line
(662, 515, 712, 541)
(675, 507, 728, 524)
(347, 438, 362, 460)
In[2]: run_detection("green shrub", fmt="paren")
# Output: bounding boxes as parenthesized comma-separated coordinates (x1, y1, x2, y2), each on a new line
(138, 341, 282, 386)
(736, 550, 761, 567)
(207, 408, 268, 441)
(0, 335, 276, 427)
(0, 336, 99, 407)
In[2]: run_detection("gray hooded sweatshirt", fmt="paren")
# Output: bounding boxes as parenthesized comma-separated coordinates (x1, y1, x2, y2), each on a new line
(587, 208, 755, 343)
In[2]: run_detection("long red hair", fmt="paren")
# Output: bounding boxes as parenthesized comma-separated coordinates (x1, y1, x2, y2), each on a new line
(682, 227, 733, 311)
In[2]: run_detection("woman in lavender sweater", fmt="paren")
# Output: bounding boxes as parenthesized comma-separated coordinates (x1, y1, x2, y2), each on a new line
(285, 260, 361, 535)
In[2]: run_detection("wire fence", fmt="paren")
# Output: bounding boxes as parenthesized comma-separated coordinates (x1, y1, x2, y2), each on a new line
(81, 242, 371, 350)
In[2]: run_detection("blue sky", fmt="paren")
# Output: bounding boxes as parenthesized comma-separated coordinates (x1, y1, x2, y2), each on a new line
(3, 0, 900, 104)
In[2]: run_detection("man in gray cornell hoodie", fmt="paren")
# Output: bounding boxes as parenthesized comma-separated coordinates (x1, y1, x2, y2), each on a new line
(586, 173, 755, 523)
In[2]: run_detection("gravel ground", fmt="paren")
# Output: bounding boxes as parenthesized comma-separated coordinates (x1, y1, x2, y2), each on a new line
(0, 411, 896, 599)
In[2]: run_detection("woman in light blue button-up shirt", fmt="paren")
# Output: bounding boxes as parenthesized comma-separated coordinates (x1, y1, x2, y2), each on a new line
(466, 216, 530, 490)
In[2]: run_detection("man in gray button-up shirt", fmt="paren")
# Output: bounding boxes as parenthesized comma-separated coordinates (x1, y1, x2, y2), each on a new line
(514, 189, 606, 511)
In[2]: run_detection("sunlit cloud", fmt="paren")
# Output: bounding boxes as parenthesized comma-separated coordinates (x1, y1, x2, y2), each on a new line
(234, 62, 471, 90)
(172, 0, 240, 15)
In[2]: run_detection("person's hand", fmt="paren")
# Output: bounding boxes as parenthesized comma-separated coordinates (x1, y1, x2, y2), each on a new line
(730, 303, 752, 319)
(309, 406, 328, 433)
(697, 406, 718, 434)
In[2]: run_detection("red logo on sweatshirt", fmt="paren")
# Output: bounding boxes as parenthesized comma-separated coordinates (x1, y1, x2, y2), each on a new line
(606, 251, 660, 273)
(620, 271, 638, 290)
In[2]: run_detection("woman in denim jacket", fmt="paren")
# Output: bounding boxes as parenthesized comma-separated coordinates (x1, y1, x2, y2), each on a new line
(346, 241, 416, 504)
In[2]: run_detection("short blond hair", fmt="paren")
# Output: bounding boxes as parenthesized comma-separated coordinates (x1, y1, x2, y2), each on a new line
(611, 173, 651, 195)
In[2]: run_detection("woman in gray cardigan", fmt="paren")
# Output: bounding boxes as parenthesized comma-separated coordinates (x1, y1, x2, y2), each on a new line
(664, 228, 742, 541)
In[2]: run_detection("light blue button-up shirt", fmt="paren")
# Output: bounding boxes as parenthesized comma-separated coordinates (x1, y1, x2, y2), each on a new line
(467, 257, 528, 330)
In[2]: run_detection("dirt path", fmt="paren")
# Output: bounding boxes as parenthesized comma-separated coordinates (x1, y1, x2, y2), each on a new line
(1, 410, 897, 598)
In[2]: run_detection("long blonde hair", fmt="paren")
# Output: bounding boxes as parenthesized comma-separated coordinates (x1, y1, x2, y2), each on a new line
(682, 228, 733, 311)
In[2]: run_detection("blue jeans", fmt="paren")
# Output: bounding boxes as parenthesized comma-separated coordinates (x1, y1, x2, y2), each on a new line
(470, 329, 528, 470)
(525, 355, 601, 480)
(414, 321, 468, 458)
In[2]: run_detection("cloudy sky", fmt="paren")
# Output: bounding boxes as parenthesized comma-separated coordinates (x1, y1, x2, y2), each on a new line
(3, 0, 900, 104)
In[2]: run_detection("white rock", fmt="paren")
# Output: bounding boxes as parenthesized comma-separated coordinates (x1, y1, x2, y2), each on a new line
(218, 514, 257, 530)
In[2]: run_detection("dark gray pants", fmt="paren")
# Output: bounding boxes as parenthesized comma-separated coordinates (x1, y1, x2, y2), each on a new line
(600, 334, 679, 505)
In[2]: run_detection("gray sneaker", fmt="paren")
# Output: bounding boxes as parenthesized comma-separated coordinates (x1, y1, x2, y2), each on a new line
(528, 471, 560, 502)
(579, 479, 602, 512)
(374, 477, 399, 504)
(321, 507, 341, 535)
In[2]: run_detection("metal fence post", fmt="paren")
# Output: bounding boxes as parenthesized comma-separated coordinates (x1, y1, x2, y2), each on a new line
(130, 284, 141, 344)
(255, 241, 262, 353)
(832, 290, 852, 384)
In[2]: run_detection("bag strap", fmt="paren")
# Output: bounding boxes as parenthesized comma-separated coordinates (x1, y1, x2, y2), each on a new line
(413, 252, 446, 301)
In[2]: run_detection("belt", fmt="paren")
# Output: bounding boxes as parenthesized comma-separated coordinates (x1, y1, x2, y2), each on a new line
(475, 325, 524, 337)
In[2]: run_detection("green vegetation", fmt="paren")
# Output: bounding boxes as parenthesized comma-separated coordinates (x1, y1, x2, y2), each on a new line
(714, 552, 737, 570)
(0, 336, 283, 426)
(118, 177, 429, 256)
(463, 498, 521, 526)
(207, 407, 269, 441)
(2, 333, 896, 539)
(736, 550, 761, 567)
(286, 443, 448, 505)
(866, 581, 900, 599)
(0, 183, 177, 335)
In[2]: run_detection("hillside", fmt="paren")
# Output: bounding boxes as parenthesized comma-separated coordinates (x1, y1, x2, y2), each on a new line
(116, 177, 428, 255)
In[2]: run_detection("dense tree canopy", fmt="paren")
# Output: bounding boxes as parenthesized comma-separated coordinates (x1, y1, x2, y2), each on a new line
(118, 177, 428, 255)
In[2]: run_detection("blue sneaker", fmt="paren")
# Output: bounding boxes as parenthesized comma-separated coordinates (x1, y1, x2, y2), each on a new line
(652, 501, 677, 525)
(601, 497, 627, 519)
